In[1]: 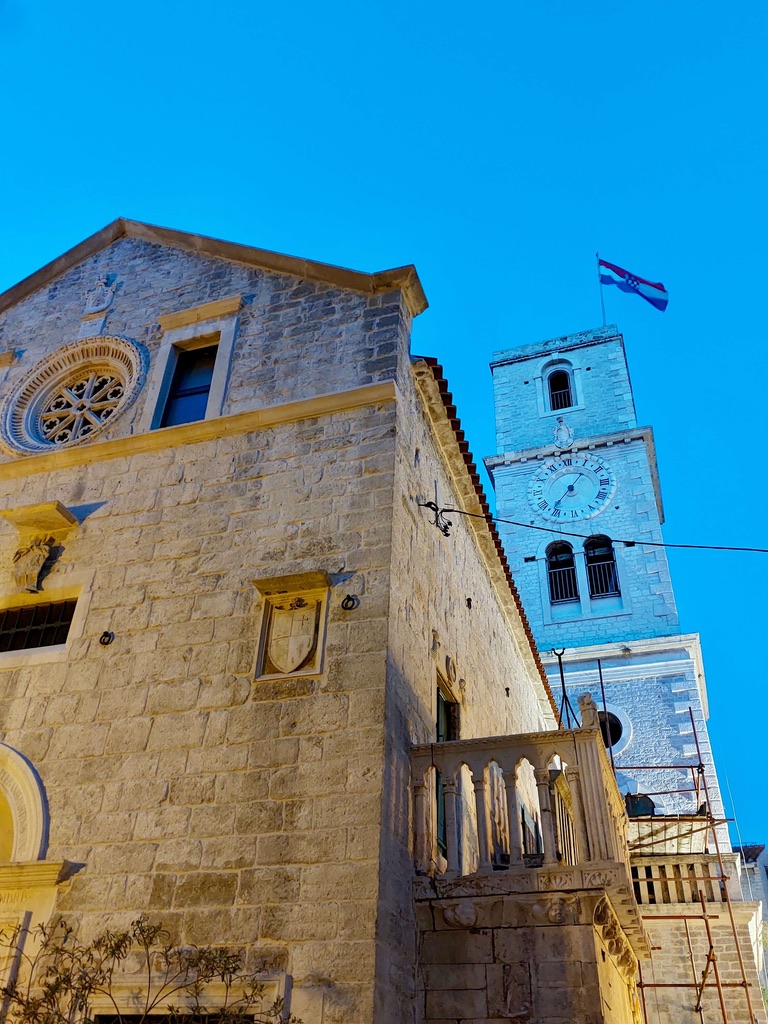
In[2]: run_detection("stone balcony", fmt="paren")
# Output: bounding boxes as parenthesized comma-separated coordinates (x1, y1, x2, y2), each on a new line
(412, 724, 650, 957)
(411, 724, 652, 1023)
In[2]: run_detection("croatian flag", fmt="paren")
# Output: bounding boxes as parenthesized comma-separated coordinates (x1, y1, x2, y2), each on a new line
(598, 258, 669, 312)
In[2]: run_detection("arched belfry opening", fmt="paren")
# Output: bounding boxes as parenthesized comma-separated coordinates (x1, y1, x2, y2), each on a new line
(547, 368, 573, 410)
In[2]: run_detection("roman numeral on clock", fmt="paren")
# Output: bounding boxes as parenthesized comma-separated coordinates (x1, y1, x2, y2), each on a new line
(600, 477, 610, 486)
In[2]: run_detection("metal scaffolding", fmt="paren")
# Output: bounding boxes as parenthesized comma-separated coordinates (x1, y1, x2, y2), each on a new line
(604, 705, 759, 1024)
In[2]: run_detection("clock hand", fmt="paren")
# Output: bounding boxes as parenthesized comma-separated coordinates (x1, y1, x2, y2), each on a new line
(553, 473, 583, 507)
(554, 484, 576, 507)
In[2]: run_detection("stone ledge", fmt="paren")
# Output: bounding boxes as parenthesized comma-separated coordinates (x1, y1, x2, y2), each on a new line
(0, 381, 396, 481)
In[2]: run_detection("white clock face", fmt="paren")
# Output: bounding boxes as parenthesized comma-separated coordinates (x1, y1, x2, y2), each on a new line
(528, 455, 616, 522)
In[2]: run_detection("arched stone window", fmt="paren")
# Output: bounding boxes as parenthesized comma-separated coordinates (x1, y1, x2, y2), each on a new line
(584, 536, 620, 598)
(548, 368, 573, 411)
(546, 542, 579, 603)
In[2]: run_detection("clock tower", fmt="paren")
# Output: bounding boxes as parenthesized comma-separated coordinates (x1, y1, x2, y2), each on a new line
(485, 325, 727, 832)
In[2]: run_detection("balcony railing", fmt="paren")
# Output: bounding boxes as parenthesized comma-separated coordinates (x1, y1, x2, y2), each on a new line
(587, 557, 620, 598)
(550, 387, 573, 410)
(631, 853, 742, 906)
(548, 565, 579, 603)
(412, 726, 631, 880)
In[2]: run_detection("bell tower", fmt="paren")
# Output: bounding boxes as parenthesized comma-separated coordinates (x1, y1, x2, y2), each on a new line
(485, 325, 727, 832)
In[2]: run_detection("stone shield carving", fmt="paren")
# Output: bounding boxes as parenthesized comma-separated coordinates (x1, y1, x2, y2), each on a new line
(267, 597, 321, 674)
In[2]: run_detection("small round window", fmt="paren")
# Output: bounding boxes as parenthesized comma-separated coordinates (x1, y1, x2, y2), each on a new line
(0, 337, 147, 455)
(598, 711, 623, 749)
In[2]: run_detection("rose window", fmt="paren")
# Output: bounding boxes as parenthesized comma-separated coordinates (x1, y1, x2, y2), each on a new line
(40, 371, 125, 444)
(0, 337, 147, 455)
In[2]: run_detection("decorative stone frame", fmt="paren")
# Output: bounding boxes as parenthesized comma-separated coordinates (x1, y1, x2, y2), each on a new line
(0, 579, 93, 671)
(598, 701, 633, 757)
(253, 571, 331, 679)
(534, 534, 632, 628)
(139, 296, 242, 432)
(0, 742, 49, 861)
(534, 357, 585, 419)
(0, 337, 147, 455)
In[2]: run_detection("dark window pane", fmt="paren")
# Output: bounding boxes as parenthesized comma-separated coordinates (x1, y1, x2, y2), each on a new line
(161, 345, 218, 428)
(585, 536, 620, 598)
(0, 600, 77, 651)
(548, 369, 573, 410)
(546, 543, 579, 603)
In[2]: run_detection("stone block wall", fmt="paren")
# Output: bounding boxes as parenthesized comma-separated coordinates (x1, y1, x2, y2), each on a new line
(640, 905, 766, 1024)
(372, 359, 555, 1019)
(415, 891, 639, 1024)
(490, 328, 636, 456)
(544, 638, 728, 833)
(0, 396, 399, 1022)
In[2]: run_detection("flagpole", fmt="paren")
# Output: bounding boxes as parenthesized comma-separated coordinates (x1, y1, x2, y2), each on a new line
(596, 252, 606, 327)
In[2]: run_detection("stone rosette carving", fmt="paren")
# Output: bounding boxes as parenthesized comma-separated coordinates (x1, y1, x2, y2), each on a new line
(539, 870, 575, 890)
(0, 337, 147, 455)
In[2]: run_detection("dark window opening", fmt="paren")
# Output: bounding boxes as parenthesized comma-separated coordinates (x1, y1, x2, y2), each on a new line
(161, 344, 218, 428)
(546, 542, 579, 603)
(548, 369, 573, 410)
(585, 536, 620, 598)
(436, 687, 459, 856)
(598, 710, 623, 749)
(0, 600, 77, 652)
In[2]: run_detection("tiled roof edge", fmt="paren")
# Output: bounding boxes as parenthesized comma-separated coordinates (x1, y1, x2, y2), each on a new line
(418, 355, 558, 718)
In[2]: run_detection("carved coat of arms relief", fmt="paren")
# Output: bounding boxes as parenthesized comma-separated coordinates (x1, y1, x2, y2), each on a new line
(264, 594, 323, 675)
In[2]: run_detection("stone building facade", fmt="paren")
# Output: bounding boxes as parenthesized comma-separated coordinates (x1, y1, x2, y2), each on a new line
(0, 225, 760, 1024)
(0, 221, 575, 1024)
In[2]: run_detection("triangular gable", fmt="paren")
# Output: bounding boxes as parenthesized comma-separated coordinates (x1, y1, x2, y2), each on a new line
(0, 219, 428, 318)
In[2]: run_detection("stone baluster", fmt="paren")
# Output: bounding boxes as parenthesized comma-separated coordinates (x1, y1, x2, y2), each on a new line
(443, 776, 460, 877)
(566, 765, 589, 864)
(574, 734, 612, 862)
(534, 766, 558, 866)
(472, 771, 493, 872)
(413, 778, 430, 874)
(504, 769, 523, 867)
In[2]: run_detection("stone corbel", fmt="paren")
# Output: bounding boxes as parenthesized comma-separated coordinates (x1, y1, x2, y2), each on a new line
(1, 502, 78, 593)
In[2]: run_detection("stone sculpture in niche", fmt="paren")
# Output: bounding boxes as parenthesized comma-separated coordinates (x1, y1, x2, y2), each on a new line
(13, 536, 54, 592)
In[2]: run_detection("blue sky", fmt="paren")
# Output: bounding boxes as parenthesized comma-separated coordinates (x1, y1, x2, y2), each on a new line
(1, 2, 766, 840)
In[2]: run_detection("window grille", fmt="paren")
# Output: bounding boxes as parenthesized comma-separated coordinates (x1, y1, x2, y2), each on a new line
(161, 344, 218, 427)
(0, 600, 77, 652)
(585, 536, 620, 598)
(546, 542, 579, 603)
(548, 369, 573, 410)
